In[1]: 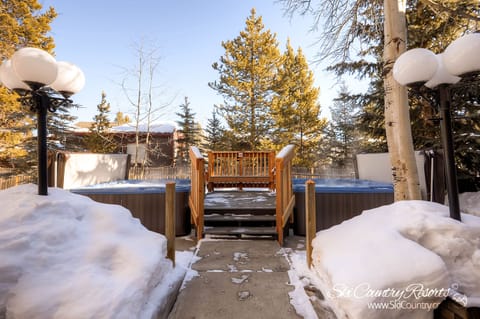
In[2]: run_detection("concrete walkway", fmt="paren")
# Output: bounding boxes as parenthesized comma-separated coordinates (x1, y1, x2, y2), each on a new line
(168, 239, 302, 319)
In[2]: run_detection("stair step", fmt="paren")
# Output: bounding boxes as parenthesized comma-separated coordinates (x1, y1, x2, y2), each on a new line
(204, 208, 276, 215)
(204, 214, 276, 222)
(204, 226, 277, 236)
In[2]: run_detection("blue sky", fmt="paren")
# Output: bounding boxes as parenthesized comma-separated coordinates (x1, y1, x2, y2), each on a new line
(41, 0, 350, 125)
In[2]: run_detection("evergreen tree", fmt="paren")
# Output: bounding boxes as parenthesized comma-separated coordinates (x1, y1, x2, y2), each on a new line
(209, 8, 282, 150)
(0, 0, 57, 170)
(114, 111, 131, 126)
(283, 0, 479, 189)
(325, 83, 359, 168)
(175, 97, 200, 164)
(271, 40, 326, 167)
(47, 101, 80, 151)
(85, 91, 116, 153)
(202, 107, 226, 151)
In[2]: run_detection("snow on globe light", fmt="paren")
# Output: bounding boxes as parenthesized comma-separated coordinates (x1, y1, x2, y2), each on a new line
(443, 33, 480, 76)
(0, 59, 30, 91)
(50, 61, 85, 97)
(11, 47, 58, 89)
(393, 48, 438, 86)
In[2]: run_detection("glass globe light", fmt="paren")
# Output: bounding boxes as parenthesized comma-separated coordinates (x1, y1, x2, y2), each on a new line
(11, 47, 58, 89)
(425, 54, 461, 88)
(0, 59, 30, 91)
(50, 61, 85, 96)
(443, 33, 480, 76)
(393, 48, 438, 86)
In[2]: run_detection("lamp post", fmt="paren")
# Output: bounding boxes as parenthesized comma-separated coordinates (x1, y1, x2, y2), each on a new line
(392, 33, 480, 221)
(0, 47, 85, 196)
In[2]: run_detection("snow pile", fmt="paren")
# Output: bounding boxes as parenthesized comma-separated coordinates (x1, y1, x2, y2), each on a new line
(459, 192, 480, 217)
(0, 184, 183, 319)
(311, 200, 480, 319)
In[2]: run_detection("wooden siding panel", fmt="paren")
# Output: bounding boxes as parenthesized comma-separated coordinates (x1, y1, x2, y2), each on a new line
(80, 192, 190, 236)
(294, 192, 394, 235)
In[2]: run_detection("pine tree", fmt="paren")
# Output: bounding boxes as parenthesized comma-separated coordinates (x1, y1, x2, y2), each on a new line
(283, 0, 479, 189)
(202, 107, 226, 151)
(0, 0, 57, 170)
(209, 8, 282, 150)
(326, 83, 359, 168)
(85, 91, 116, 153)
(175, 97, 200, 164)
(114, 111, 131, 126)
(271, 40, 326, 167)
(47, 102, 79, 151)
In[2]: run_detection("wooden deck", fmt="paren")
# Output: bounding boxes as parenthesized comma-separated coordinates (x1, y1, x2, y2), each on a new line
(189, 145, 295, 244)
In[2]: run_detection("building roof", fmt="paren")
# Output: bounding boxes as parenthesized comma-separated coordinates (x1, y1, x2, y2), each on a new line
(72, 122, 93, 133)
(110, 122, 176, 134)
(72, 121, 177, 134)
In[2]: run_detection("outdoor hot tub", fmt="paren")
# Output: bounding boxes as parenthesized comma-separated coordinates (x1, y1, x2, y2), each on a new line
(70, 179, 191, 236)
(293, 178, 394, 235)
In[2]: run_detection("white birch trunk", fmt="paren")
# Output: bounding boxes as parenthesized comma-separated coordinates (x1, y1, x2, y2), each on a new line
(383, 0, 422, 200)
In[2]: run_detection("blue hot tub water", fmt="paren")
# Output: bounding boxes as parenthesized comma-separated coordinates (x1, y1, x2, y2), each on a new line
(71, 178, 392, 194)
(292, 178, 393, 193)
(70, 179, 191, 194)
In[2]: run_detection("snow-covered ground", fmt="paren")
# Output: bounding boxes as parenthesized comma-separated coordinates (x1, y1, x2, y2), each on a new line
(459, 192, 480, 217)
(0, 184, 190, 319)
(1, 183, 478, 319)
(289, 194, 480, 319)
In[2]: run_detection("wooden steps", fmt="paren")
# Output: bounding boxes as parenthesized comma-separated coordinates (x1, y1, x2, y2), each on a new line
(204, 214, 276, 223)
(188, 145, 295, 245)
(202, 191, 277, 238)
(204, 226, 277, 236)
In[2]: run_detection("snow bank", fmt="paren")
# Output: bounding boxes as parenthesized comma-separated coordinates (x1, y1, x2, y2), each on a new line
(0, 184, 181, 319)
(459, 192, 480, 217)
(311, 200, 480, 319)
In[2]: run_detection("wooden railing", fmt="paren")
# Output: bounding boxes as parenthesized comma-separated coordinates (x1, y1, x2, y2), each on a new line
(275, 145, 296, 245)
(0, 174, 35, 191)
(207, 151, 275, 191)
(189, 147, 205, 240)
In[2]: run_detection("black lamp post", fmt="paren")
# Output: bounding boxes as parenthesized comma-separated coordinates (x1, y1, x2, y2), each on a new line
(392, 33, 480, 221)
(0, 48, 85, 195)
(437, 84, 461, 221)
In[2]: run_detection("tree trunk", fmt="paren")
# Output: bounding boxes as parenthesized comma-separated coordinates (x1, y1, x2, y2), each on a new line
(383, 0, 422, 200)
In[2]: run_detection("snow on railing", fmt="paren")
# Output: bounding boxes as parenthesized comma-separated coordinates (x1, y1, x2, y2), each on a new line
(189, 147, 205, 240)
(275, 145, 296, 245)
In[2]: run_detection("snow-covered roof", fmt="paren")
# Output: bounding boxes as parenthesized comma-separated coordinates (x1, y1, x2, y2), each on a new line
(70, 122, 91, 133)
(70, 121, 177, 134)
(110, 122, 176, 134)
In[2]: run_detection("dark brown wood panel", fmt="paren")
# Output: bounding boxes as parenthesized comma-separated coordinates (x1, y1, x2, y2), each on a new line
(294, 191, 394, 235)
(78, 192, 191, 236)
